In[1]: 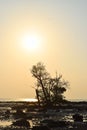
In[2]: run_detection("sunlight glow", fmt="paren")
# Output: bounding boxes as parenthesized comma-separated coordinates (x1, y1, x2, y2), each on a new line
(21, 33, 43, 52)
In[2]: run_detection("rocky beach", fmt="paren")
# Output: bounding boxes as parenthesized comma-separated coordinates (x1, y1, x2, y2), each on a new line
(0, 101, 87, 130)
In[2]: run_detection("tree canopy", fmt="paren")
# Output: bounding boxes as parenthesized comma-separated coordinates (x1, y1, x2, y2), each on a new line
(31, 62, 69, 107)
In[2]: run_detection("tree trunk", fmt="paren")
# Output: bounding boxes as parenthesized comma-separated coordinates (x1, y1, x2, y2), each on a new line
(36, 89, 41, 107)
(39, 79, 48, 104)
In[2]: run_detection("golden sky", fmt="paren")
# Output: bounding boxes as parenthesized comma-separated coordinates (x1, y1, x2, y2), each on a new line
(0, 0, 87, 100)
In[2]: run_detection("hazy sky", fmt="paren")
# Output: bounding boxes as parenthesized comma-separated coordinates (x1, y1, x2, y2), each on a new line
(0, 0, 87, 100)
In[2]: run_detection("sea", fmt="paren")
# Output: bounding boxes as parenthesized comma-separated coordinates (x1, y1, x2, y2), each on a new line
(0, 98, 86, 102)
(0, 98, 38, 102)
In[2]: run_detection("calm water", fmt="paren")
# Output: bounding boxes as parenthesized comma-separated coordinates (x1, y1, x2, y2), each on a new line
(0, 98, 38, 102)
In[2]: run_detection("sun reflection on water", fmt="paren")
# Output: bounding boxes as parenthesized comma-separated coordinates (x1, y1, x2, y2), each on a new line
(17, 98, 38, 102)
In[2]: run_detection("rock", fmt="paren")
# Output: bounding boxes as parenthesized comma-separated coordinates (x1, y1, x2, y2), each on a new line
(73, 114, 83, 122)
(12, 118, 30, 127)
(5, 110, 10, 115)
(40, 119, 69, 128)
(55, 120, 69, 127)
(13, 109, 26, 119)
(32, 126, 50, 130)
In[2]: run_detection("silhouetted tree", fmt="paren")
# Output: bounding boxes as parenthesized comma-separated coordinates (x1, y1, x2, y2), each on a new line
(31, 62, 50, 105)
(31, 62, 69, 107)
(49, 74, 68, 106)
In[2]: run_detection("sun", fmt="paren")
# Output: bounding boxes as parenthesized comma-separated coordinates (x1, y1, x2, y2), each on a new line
(21, 33, 42, 52)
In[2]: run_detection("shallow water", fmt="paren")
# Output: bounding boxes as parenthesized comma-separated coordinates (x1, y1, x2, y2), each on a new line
(0, 120, 12, 127)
